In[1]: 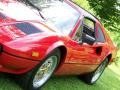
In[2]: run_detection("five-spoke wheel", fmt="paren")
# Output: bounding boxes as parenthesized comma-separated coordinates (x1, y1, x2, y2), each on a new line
(17, 49, 61, 90)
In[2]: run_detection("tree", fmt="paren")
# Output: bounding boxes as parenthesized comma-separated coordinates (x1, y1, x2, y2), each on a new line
(87, 0, 120, 32)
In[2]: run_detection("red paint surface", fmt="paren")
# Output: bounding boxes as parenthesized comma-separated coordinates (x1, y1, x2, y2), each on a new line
(0, 0, 117, 75)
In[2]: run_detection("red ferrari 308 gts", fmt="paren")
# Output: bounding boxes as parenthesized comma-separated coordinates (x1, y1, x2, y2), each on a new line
(0, 0, 117, 90)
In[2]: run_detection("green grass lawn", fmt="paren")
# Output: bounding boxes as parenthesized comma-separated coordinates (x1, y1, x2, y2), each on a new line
(43, 67, 120, 90)
(0, 64, 120, 90)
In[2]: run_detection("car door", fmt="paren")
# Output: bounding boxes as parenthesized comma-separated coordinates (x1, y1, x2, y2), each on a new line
(66, 17, 103, 74)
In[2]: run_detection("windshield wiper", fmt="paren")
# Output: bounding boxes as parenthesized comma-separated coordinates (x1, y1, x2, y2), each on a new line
(21, 0, 45, 20)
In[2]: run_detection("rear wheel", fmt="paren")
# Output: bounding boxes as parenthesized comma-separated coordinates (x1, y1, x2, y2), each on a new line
(17, 49, 61, 90)
(80, 58, 108, 84)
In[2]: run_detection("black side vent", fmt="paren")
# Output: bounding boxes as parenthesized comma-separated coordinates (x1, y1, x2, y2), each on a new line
(14, 22, 42, 35)
(0, 44, 3, 53)
(0, 12, 7, 19)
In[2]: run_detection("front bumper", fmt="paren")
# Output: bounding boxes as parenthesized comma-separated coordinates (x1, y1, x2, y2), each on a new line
(0, 52, 39, 74)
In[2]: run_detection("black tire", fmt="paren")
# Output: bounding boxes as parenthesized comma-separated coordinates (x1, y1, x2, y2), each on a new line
(16, 49, 61, 90)
(80, 58, 109, 84)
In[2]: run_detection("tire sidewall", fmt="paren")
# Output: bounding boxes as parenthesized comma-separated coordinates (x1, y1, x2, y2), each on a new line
(27, 49, 61, 90)
(90, 58, 109, 84)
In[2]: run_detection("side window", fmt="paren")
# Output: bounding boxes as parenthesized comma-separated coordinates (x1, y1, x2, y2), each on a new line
(73, 18, 95, 43)
(96, 25, 105, 42)
(83, 18, 95, 38)
(81, 18, 96, 44)
(84, 18, 95, 30)
(73, 24, 83, 42)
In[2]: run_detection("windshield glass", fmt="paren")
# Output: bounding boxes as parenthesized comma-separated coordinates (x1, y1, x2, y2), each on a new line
(28, 0, 80, 35)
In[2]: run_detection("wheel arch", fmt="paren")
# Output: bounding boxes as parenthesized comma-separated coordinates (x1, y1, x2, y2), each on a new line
(56, 46, 67, 70)
(103, 52, 112, 64)
(107, 53, 112, 63)
(102, 52, 112, 65)
(45, 41, 67, 70)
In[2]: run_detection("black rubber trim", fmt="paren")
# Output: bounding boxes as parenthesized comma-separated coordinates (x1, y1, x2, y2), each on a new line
(0, 12, 7, 19)
(3, 51, 39, 62)
(0, 45, 3, 53)
(14, 22, 42, 35)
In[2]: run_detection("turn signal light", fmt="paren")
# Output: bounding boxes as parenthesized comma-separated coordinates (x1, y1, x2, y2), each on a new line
(32, 51, 39, 57)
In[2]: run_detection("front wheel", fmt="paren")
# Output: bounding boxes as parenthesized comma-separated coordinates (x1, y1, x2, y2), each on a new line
(80, 58, 109, 84)
(17, 49, 61, 90)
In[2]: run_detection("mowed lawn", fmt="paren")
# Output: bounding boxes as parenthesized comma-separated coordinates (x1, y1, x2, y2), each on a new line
(0, 63, 120, 90)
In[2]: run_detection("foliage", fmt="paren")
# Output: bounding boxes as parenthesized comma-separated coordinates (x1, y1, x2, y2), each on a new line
(87, 0, 120, 32)
(73, 0, 120, 32)
(72, 0, 96, 15)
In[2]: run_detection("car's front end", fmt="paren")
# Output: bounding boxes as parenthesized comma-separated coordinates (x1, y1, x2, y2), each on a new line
(0, 19, 65, 74)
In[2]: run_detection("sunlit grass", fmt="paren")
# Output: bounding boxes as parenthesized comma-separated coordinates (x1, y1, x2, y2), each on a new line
(42, 65, 120, 90)
(1, 64, 120, 90)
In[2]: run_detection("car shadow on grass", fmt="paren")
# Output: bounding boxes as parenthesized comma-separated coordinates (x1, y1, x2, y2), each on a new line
(0, 73, 22, 90)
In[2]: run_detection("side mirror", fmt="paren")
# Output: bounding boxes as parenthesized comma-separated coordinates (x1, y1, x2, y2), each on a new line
(80, 34, 96, 45)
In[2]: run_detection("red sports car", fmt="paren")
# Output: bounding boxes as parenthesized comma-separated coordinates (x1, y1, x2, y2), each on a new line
(0, 0, 117, 90)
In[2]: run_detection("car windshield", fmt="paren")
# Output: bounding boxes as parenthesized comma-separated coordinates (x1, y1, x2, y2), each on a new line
(28, 0, 80, 35)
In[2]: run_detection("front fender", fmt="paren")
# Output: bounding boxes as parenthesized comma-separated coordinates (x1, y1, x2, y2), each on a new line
(45, 41, 65, 56)
(3, 33, 66, 61)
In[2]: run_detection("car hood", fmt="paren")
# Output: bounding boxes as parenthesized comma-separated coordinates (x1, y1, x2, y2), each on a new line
(0, 1, 64, 44)
(0, 20, 60, 44)
(0, 20, 64, 60)
(0, 1, 65, 60)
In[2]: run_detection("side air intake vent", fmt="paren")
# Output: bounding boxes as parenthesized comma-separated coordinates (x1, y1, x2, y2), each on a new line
(0, 44, 3, 53)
